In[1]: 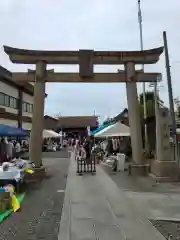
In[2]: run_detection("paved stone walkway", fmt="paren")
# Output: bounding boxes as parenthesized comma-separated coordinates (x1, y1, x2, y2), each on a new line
(102, 164, 180, 220)
(58, 159, 165, 240)
(0, 156, 69, 240)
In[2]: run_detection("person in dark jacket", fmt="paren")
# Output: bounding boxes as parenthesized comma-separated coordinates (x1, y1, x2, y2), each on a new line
(0, 138, 7, 163)
(83, 138, 91, 164)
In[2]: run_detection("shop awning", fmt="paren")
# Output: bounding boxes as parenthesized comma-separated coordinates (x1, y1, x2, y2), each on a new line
(43, 130, 60, 138)
(94, 122, 130, 138)
(0, 124, 29, 137)
(91, 122, 114, 135)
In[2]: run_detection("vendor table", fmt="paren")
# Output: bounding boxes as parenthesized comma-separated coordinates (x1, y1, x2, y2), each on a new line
(0, 168, 24, 193)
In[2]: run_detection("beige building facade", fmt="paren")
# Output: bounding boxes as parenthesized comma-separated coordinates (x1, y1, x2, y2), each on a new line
(0, 65, 35, 129)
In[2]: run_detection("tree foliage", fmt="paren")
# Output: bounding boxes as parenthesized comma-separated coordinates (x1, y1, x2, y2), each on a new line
(103, 91, 161, 125)
(139, 91, 156, 119)
(138, 100, 155, 119)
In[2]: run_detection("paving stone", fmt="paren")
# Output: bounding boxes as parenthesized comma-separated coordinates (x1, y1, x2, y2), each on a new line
(58, 159, 165, 240)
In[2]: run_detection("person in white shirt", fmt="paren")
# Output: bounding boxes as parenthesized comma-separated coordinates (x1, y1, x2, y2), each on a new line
(79, 145, 86, 160)
(74, 139, 80, 161)
(15, 141, 21, 159)
(63, 139, 67, 148)
(6, 140, 14, 160)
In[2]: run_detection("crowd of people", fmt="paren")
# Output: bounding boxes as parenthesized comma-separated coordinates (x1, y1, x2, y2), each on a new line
(0, 138, 28, 164)
(69, 136, 131, 160)
(70, 137, 92, 161)
(104, 137, 132, 158)
(0, 133, 132, 168)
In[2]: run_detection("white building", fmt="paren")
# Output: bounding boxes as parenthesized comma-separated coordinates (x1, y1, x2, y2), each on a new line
(0, 65, 46, 130)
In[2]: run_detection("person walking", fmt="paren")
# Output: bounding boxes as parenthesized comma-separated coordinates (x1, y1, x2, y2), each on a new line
(0, 138, 7, 163)
(74, 139, 80, 161)
(6, 139, 14, 160)
(83, 138, 91, 164)
(15, 141, 21, 159)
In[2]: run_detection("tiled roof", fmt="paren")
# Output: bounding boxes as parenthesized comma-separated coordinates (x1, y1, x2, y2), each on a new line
(56, 116, 99, 128)
(113, 108, 128, 122)
(44, 115, 58, 121)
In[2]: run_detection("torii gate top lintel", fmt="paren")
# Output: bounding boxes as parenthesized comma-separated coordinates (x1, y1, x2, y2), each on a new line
(3, 45, 164, 65)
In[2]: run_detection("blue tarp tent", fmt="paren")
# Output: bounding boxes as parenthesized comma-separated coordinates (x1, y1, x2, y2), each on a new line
(91, 122, 114, 135)
(0, 124, 28, 137)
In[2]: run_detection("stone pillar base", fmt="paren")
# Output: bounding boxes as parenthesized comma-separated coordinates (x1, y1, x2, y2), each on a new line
(128, 164, 150, 176)
(151, 160, 179, 182)
(24, 166, 46, 183)
(33, 166, 46, 178)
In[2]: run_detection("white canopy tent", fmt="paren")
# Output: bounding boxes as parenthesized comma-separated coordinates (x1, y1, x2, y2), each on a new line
(94, 122, 130, 138)
(43, 130, 60, 138)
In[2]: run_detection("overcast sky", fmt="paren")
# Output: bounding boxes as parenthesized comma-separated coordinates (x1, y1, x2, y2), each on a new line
(0, 0, 179, 122)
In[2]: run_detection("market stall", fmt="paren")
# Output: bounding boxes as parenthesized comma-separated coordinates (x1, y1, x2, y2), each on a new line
(43, 130, 60, 138)
(0, 125, 32, 223)
(0, 189, 25, 223)
(0, 159, 34, 223)
(0, 124, 28, 137)
(94, 122, 131, 171)
(91, 122, 114, 135)
(94, 122, 130, 138)
(43, 130, 61, 151)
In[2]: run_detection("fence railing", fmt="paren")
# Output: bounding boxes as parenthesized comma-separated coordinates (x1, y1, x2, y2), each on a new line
(76, 155, 96, 175)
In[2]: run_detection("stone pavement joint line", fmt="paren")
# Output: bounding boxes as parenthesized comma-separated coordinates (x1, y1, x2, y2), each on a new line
(58, 159, 165, 240)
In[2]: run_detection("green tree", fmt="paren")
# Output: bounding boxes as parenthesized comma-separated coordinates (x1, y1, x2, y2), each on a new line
(139, 91, 159, 119)
(138, 100, 155, 119)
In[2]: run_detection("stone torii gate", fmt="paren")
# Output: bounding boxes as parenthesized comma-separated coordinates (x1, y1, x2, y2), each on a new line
(3, 46, 163, 172)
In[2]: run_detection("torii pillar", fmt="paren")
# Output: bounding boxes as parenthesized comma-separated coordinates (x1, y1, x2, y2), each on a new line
(29, 61, 46, 167)
(125, 62, 144, 165)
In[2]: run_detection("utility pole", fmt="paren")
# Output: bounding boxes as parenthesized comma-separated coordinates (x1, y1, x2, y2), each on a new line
(163, 31, 178, 162)
(137, 0, 148, 154)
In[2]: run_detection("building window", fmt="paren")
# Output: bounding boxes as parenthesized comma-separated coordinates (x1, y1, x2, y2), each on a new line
(23, 102, 27, 112)
(0, 92, 18, 109)
(9, 96, 18, 109)
(29, 104, 33, 113)
(27, 104, 31, 113)
(10, 97, 14, 108)
(0, 92, 33, 111)
(4, 95, 10, 107)
(14, 98, 18, 109)
(23, 102, 33, 113)
(0, 93, 5, 105)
